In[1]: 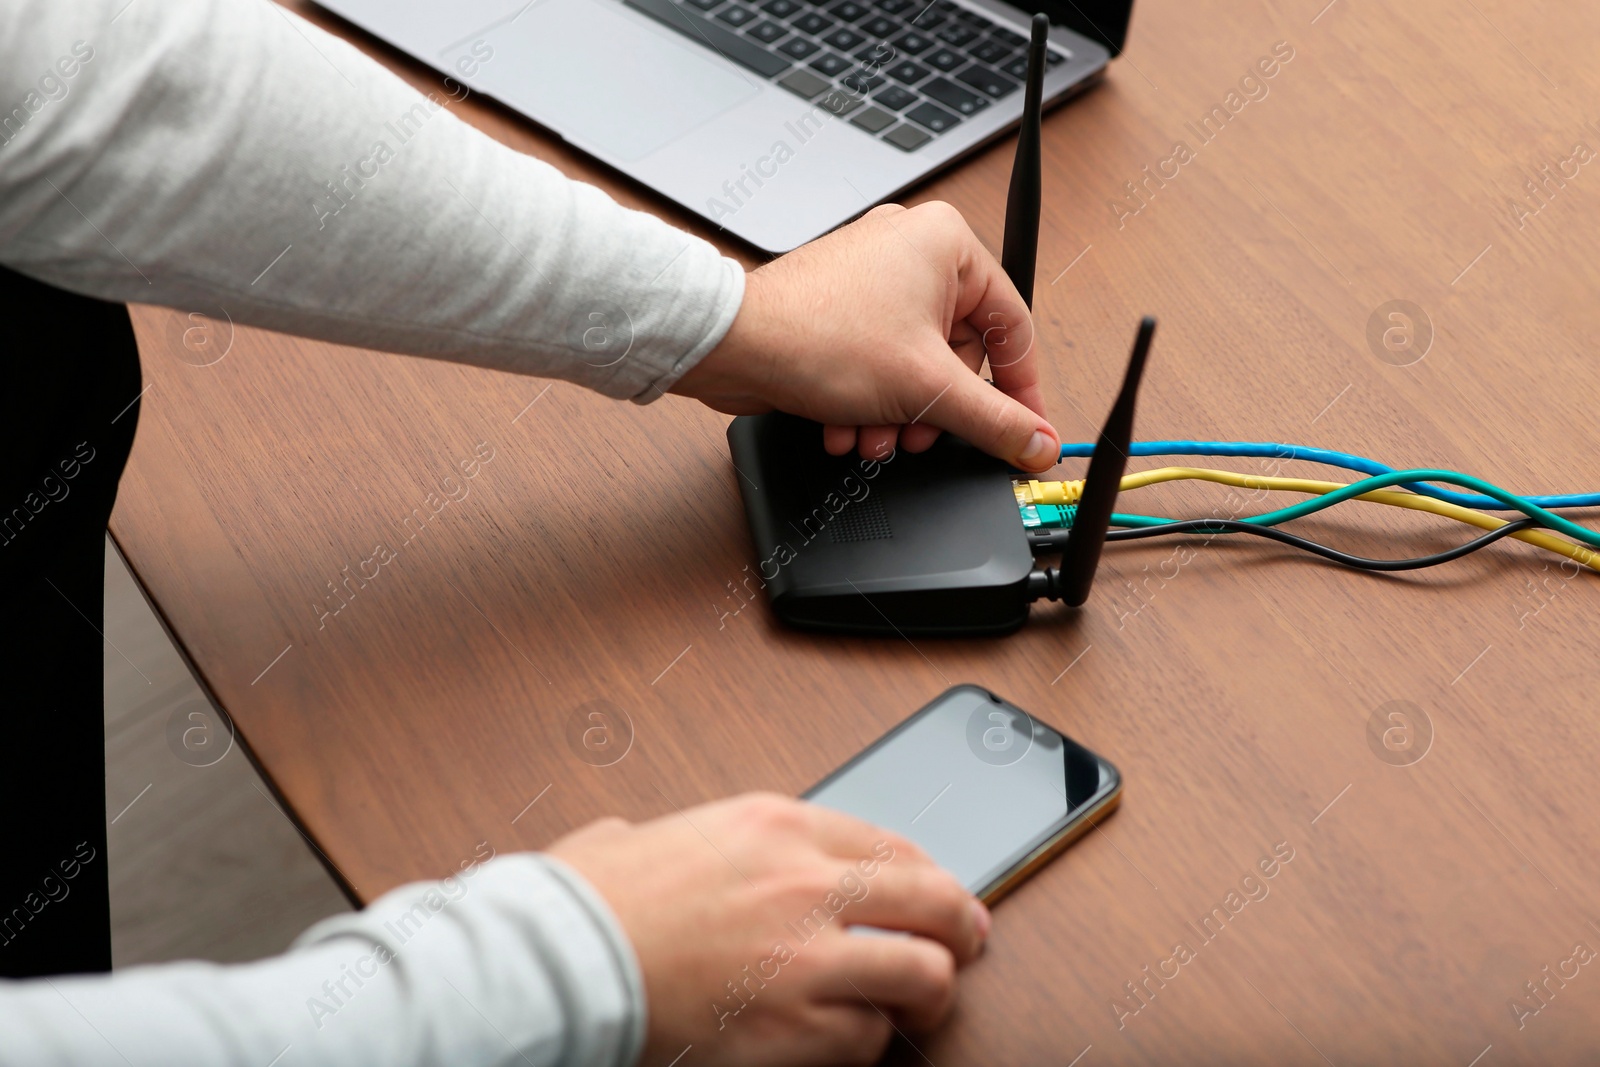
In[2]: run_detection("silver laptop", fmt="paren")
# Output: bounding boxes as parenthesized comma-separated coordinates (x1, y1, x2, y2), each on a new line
(315, 0, 1115, 253)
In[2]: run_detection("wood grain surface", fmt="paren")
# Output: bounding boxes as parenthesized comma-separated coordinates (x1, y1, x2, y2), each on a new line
(111, 0, 1600, 1062)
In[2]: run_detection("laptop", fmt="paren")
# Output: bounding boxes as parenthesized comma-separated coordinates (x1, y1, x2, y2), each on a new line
(314, 0, 1132, 253)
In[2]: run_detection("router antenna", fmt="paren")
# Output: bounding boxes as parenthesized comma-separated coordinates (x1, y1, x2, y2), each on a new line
(1057, 317, 1156, 607)
(1000, 12, 1048, 309)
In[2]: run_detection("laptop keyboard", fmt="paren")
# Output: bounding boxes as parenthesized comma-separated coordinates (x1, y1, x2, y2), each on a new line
(625, 0, 1068, 152)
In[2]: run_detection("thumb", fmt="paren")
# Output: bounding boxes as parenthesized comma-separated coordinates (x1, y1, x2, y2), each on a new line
(930, 372, 1059, 472)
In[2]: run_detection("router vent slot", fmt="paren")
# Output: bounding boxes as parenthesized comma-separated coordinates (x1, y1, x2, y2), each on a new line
(827, 495, 893, 543)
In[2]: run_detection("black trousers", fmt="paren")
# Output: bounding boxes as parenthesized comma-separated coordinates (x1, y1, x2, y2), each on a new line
(0, 265, 141, 977)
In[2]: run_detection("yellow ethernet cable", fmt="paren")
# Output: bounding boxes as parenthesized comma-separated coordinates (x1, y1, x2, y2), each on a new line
(1019, 467, 1600, 573)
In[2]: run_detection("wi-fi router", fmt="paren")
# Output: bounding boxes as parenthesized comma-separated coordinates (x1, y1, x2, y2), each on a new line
(726, 14, 1154, 636)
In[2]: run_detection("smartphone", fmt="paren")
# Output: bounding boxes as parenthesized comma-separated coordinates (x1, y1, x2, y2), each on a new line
(804, 684, 1121, 903)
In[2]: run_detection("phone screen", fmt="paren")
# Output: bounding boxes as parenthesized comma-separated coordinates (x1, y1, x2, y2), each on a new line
(805, 685, 1118, 895)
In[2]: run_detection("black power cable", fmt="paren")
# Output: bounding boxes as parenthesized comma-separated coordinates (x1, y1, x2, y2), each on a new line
(1025, 518, 1540, 597)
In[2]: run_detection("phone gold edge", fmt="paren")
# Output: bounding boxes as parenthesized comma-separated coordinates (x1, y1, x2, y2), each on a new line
(977, 784, 1124, 906)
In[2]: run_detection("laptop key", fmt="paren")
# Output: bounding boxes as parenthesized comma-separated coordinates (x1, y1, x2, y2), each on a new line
(873, 85, 919, 110)
(791, 11, 834, 33)
(955, 63, 1017, 97)
(716, 5, 759, 26)
(685, 0, 723, 10)
(778, 34, 822, 57)
(874, 0, 913, 13)
(907, 8, 945, 28)
(858, 14, 899, 36)
(809, 51, 853, 75)
(628, 0, 792, 77)
(890, 30, 934, 53)
(954, 8, 990, 27)
(817, 86, 866, 114)
(934, 22, 977, 46)
(827, 0, 870, 20)
(967, 38, 1011, 63)
(842, 68, 886, 92)
(1003, 44, 1064, 71)
(747, 18, 788, 41)
(920, 76, 988, 115)
(778, 67, 833, 98)
(822, 26, 868, 49)
(761, 0, 801, 14)
(925, 47, 964, 71)
(990, 26, 1025, 46)
(855, 41, 897, 65)
(850, 106, 897, 133)
(905, 100, 960, 131)
(884, 59, 930, 83)
(883, 123, 932, 150)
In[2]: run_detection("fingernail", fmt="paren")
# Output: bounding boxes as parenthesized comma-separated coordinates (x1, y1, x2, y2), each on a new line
(1020, 430, 1057, 471)
(970, 898, 991, 940)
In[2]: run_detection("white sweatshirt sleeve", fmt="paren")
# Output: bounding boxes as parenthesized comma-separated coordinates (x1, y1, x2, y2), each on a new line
(0, 0, 745, 402)
(0, 854, 648, 1067)
(0, 4, 696, 1059)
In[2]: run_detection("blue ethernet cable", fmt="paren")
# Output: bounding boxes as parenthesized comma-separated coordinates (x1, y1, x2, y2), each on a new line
(1056, 441, 1600, 511)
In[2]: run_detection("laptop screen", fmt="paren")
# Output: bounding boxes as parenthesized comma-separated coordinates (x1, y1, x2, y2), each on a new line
(1025, 0, 1135, 57)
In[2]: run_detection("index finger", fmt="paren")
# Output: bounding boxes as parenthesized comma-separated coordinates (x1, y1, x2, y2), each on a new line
(801, 800, 935, 868)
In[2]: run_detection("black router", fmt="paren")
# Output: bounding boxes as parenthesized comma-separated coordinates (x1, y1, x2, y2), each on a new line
(727, 15, 1154, 637)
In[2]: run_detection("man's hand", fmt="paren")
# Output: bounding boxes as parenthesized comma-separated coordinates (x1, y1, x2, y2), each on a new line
(673, 201, 1060, 473)
(548, 793, 990, 1067)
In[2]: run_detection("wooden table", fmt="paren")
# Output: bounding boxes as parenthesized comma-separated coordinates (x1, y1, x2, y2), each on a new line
(113, 0, 1600, 1062)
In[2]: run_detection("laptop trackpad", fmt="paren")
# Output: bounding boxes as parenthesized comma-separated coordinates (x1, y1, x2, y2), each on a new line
(463, 0, 759, 162)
